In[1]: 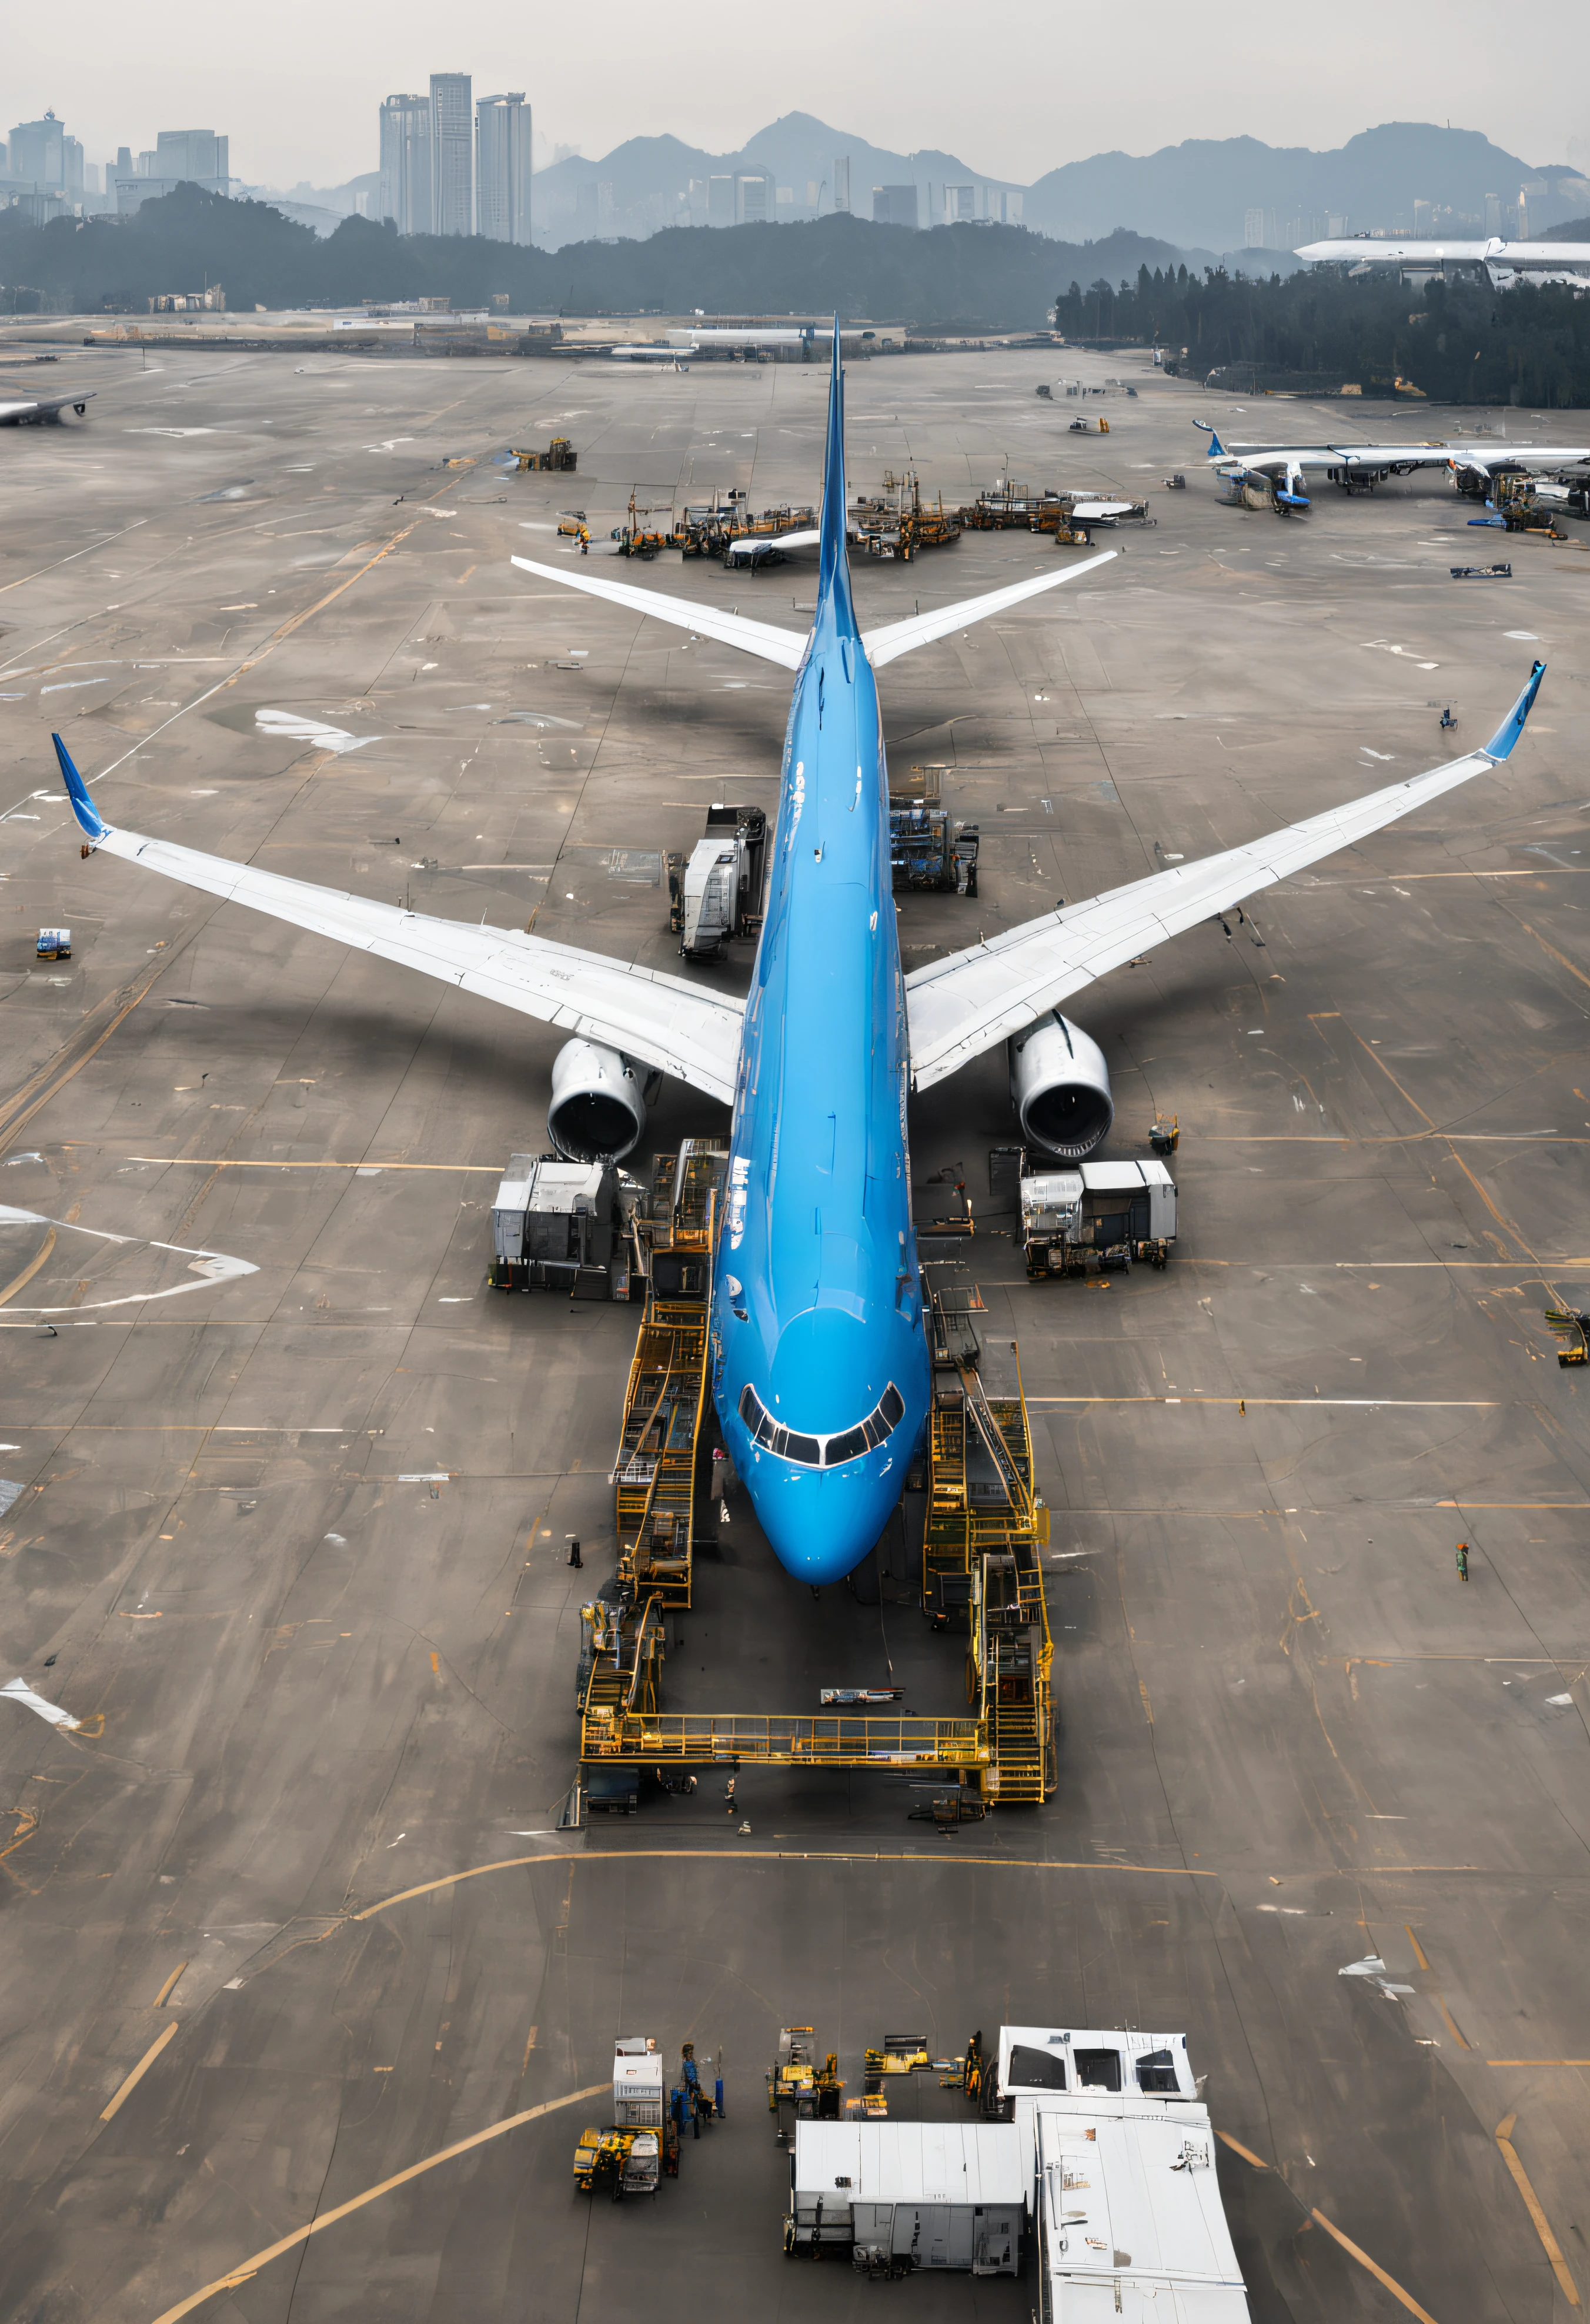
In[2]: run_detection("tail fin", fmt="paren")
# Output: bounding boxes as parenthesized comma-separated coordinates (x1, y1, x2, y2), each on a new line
(817, 321, 851, 617)
(1205, 428, 1226, 458)
(53, 733, 108, 841)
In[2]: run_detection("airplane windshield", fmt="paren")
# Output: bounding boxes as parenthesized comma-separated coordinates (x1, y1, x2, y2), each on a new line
(738, 1381, 904, 1468)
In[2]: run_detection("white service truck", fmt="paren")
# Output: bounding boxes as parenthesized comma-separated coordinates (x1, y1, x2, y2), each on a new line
(667, 803, 767, 961)
(1020, 1158, 1177, 1277)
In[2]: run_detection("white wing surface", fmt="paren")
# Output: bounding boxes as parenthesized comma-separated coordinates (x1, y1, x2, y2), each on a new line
(510, 554, 807, 669)
(906, 663, 1545, 1091)
(0, 391, 93, 424)
(862, 549, 1115, 668)
(51, 743, 743, 1103)
(725, 528, 821, 558)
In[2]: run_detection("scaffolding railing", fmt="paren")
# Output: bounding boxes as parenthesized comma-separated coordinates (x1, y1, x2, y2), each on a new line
(582, 1708, 988, 1770)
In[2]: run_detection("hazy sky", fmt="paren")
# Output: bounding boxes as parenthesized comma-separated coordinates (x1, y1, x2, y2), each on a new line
(8, 0, 1590, 187)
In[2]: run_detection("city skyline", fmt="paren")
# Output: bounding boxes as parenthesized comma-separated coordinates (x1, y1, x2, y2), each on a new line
(5, 0, 1589, 193)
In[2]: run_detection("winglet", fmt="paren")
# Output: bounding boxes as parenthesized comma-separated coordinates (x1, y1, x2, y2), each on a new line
(1483, 659, 1546, 761)
(817, 318, 851, 617)
(52, 733, 107, 840)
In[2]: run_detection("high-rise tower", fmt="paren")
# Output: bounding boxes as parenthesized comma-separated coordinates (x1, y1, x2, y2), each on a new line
(430, 73, 473, 236)
(476, 93, 531, 245)
(379, 94, 433, 235)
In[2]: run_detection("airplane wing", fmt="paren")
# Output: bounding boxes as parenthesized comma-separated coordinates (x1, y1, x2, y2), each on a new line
(0, 390, 93, 425)
(861, 549, 1116, 669)
(51, 737, 743, 1104)
(724, 529, 821, 559)
(1451, 445, 1590, 477)
(904, 661, 1545, 1091)
(515, 545, 1118, 670)
(510, 553, 807, 669)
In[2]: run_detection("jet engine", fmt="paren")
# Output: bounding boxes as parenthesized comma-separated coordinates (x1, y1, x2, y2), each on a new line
(1009, 1012, 1114, 1160)
(547, 1039, 650, 1163)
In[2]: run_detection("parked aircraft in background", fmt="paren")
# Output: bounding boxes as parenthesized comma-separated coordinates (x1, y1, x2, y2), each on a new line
(52, 339, 1546, 1584)
(1197, 422, 1590, 507)
(1296, 235, 1590, 287)
(0, 388, 93, 425)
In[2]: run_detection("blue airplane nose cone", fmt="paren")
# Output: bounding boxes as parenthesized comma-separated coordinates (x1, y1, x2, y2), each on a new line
(753, 1461, 902, 1585)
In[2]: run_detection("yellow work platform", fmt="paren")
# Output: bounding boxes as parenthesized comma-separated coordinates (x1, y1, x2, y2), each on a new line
(592, 1247, 1056, 1806)
(582, 1708, 988, 1773)
(611, 1143, 724, 1608)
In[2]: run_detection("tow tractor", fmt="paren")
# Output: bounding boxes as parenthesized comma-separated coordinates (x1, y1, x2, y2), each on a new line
(572, 2036, 684, 2202)
(572, 2124, 663, 2200)
(507, 436, 577, 472)
(767, 2027, 844, 2141)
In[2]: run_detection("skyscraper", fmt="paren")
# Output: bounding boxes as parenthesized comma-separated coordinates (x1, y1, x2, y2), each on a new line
(430, 73, 473, 236)
(476, 92, 530, 245)
(871, 184, 918, 229)
(833, 156, 850, 213)
(153, 129, 229, 189)
(8, 113, 66, 187)
(380, 94, 433, 235)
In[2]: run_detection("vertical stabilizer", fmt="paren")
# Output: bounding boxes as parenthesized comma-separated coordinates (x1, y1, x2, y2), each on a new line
(817, 322, 854, 623)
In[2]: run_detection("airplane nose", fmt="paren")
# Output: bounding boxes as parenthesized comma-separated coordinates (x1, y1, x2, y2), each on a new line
(750, 1464, 894, 1585)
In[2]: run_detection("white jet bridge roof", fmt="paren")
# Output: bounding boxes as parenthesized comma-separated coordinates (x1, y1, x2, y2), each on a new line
(998, 2025, 1198, 2102)
(793, 2121, 1026, 2207)
(1037, 2101, 1251, 2320)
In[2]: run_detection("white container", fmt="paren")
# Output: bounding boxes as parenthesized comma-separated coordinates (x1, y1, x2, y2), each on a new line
(790, 2121, 1024, 2272)
(1036, 2102, 1251, 2318)
(612, 2036, 664, 2128)
(1078, 1159, 1177, 1241)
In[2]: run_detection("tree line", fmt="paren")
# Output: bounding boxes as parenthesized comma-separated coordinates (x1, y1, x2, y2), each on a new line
(1, 185, 1170, 331)
(1055, 264, 1590, 406)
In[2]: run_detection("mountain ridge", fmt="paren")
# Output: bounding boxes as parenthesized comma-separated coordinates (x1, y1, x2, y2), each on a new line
(529, 114, 1590, 252)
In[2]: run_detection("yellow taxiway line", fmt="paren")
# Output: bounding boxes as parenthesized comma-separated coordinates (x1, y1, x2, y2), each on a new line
(146, 2082, 608, 2324)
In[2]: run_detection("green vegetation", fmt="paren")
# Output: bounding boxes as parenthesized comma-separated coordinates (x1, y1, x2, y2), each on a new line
(0, 184, 1171, 330)
(1056, 264, 1590, 406)
(6, 187, 1584, 403)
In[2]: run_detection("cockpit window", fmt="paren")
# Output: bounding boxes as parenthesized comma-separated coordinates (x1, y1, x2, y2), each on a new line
(737, 1382, 905, 1470)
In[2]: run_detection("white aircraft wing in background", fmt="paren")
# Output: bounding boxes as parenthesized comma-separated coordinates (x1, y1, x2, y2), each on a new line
(49, 738, 744, 1104)
(724, 528, 821, 560)
(1196, 422, 1590, 487)
(1, 389, 94, 425)
(904, 662, 1545, 1090)
(1296, 235, 1590, 273)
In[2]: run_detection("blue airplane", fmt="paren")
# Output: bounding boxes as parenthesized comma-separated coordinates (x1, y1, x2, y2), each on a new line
(53, 336, 1544, 1585)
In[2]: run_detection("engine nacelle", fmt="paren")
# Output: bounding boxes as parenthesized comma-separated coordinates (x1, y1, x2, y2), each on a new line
(547, 1039, 648, 1163)
(1009, 1012, 1113, 1160)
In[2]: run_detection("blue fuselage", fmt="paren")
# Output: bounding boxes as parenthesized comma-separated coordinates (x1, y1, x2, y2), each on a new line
(712, 563, 928, 1584)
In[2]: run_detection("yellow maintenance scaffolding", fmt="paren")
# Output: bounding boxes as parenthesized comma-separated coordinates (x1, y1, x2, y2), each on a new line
(610, 1141, 724, 1608)
(590, 1244, 1055, 1805)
